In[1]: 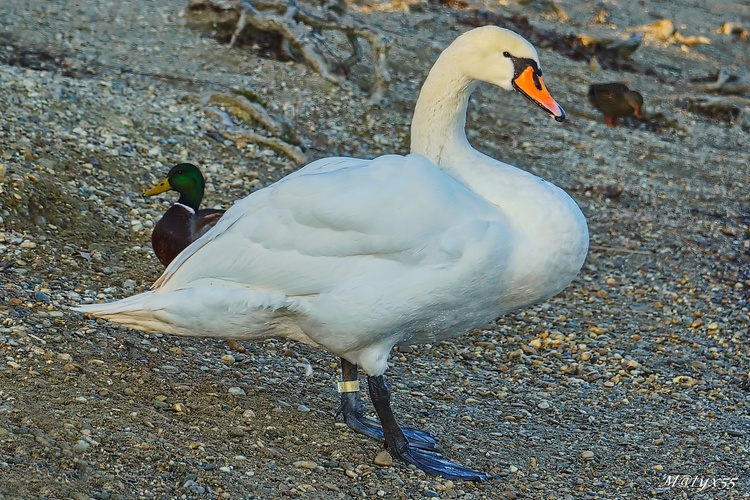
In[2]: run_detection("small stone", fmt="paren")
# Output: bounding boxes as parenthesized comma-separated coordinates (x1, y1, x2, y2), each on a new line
(581, 450, 595, 459)
(219, 466, 231, 472)
(73, 439, 90, 453)
(297, 404, 310, 412)
(229, 428, 247, 438)
(34, 291, 51, 302)
(242, 409, 256, 419)
(672, 375, 697, 387)
(228, 387, 246, 396)
(537, 401, 550, 409)
(182, 479, 205, 495)
(293, 460, 318, 470)
(221, 354, 236, 364)
(373, 450, 393, 466)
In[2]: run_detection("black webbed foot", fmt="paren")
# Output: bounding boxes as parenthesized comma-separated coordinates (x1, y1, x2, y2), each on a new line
(367, 374, 488, 481)
(337, 389, 440, 451)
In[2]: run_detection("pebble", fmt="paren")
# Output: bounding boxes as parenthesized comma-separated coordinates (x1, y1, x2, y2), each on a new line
(293, 460, 318, 470)
(242, 409, 256, 419)
(297, 404, 310, 412)
(373, 450, 393, 466)
(182, 479, 205, 494)
(73, 439, 90, 453)
(228, 387, 246, 396)
(229, 428, 246, 438)
(221, 354, 236, 364)
(581, 451, 595, 459)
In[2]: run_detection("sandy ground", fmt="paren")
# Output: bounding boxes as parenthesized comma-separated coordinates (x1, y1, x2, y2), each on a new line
(1, 0, 749, 498)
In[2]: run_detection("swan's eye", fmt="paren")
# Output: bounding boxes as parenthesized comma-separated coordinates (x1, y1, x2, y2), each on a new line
(503, 51, 511, 58)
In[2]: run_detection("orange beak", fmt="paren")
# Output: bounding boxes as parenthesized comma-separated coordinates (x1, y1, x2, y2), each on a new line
(512, 66, 566, 122)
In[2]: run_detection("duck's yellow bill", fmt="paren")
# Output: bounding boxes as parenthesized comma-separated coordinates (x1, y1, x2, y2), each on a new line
(144, 178, 172, 196)
(512, 66, 566, 122)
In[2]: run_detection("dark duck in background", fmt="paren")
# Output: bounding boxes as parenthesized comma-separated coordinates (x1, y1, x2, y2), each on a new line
(588, 82, 644, 127)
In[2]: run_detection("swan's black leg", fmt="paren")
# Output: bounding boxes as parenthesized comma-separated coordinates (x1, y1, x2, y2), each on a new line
(367, 374, 488, 481)
(336, 358, 438, 451)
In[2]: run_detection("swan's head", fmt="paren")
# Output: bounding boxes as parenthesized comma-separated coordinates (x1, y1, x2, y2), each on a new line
(450, 26, 566, 122)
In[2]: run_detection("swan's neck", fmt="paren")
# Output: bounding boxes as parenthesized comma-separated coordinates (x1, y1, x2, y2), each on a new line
(410, 53, 534, 205)
(410, 54, 475, 168)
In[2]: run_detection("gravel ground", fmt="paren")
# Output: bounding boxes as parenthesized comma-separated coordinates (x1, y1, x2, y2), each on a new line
(1, 0, 749, 498)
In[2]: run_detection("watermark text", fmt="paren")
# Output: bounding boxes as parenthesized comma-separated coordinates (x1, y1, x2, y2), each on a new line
(663, 475, 738, 491)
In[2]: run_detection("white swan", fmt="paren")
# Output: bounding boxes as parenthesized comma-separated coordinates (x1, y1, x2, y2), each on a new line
(75, 26, 588, 480)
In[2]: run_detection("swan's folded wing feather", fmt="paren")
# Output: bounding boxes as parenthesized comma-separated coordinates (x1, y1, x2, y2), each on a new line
(155, 153, 500, 295)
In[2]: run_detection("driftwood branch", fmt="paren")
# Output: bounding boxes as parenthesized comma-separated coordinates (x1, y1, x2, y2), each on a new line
(204, 96, 307, 164)
(188, 0, 391, 102)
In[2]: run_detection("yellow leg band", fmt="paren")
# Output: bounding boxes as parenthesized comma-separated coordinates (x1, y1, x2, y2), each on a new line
(337, 380, 360, 393)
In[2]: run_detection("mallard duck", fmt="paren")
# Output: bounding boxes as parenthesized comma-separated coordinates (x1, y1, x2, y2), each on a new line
(144, 163, 225, 267)
(588, 82, 644, 127)
(76, 26, 589, 480)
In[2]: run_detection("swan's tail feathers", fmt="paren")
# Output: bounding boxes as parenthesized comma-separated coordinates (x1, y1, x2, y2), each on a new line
(73, 288, 310, 340)
(73, 291, 178, 333)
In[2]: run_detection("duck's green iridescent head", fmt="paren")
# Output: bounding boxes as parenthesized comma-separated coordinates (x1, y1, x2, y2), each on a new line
(144, 163, 206, 210)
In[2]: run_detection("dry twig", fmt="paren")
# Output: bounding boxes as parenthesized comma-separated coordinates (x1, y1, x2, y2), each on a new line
(204, 103, 307, 164)
(188, 0, 391, 102)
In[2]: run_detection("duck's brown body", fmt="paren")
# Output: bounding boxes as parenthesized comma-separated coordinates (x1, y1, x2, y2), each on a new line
(588, 83, 643, 127)
(152, 204, 224, 266)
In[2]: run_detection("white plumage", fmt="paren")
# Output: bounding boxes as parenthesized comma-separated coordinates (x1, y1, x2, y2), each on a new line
(76, 26, 588, 379)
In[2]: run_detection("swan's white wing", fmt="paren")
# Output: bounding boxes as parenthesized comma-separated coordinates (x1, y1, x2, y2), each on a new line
(154, 153, 503, 296)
